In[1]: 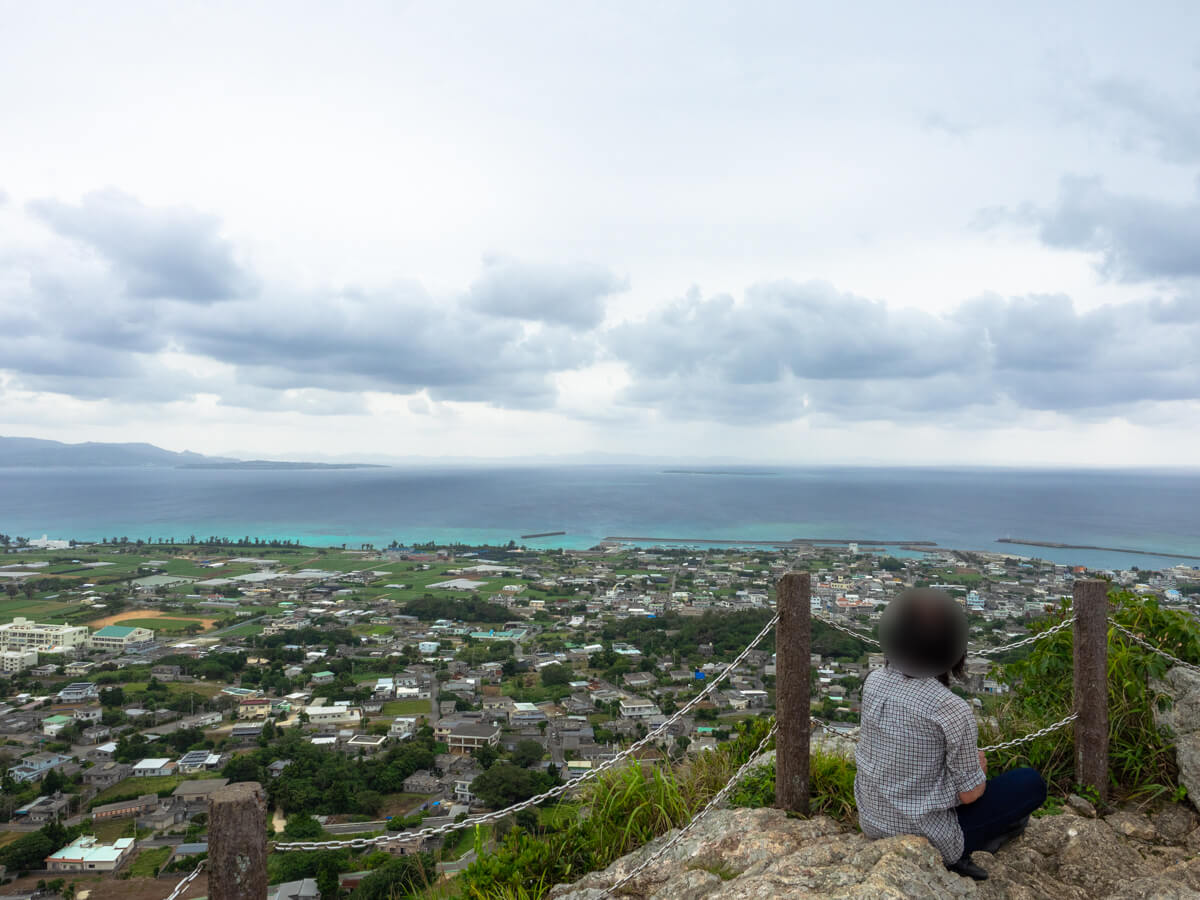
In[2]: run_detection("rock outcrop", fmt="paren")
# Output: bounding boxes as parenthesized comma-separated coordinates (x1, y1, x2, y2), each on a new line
(549, 803, 1200, 899)
(1153, 665, 1200, 808)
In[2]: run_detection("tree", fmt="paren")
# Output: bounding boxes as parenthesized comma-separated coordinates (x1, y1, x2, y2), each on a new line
(316, 859, 340, 900)
(469, 764, 552, 809)
(540, 664, 570, 687)
(510, 740, 544, 768)
(350, 855, 435, 900)
(283, 813, 324, 840)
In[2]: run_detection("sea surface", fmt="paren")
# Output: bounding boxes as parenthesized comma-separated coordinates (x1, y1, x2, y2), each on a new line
(1, 465, 1198, 570)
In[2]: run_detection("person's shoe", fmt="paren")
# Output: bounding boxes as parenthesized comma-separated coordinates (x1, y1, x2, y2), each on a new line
(980, 815, 1031, 855)
(946, 853, 989, 881)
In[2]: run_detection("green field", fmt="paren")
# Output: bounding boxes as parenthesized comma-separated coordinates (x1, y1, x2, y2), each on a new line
(114, 617, 209, 633)
(128, 846, 171, 877)
(380, 699, 430, 716)
(92, 775, 185, 805)
(121, 681, 224, 698)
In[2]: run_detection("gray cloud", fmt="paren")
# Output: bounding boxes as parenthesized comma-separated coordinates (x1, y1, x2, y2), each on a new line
(1089, 77, 1200, 165)
(27, 189, 254, 302)
(465, 257, 627, 329)
(606, 281, 1200, 423)
(982, 176, 1200, 282)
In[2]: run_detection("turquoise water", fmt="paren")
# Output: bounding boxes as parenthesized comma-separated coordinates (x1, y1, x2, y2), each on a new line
(2, 464, 1198, 570)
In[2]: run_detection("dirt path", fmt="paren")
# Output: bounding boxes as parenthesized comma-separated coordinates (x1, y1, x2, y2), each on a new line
(87, 609, 219, 629)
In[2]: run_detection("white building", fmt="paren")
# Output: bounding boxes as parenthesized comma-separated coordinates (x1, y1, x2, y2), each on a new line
(619, 698, 661, 719)
(46, 836, 136, 872)
(57, 682, 100, 702)
(1, 648, 37, 673)
(303, 705, 362, 726)
(0, 618, 89, 653)
(132, 757, 176, 777)
(88, 624, 155, 652)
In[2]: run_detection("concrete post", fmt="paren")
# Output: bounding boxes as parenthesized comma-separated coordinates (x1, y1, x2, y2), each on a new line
(1072, 580, 1110, 802)
(209, 781, 268, 900)
(775, 572, 811, 814)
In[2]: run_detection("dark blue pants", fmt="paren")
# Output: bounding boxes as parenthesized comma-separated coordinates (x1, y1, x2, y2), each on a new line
(956, 767, 1047, 855)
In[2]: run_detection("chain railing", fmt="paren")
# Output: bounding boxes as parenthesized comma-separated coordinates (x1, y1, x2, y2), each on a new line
(273, 612, 780, 852)
(598, 721, 779, 898)
(1108, 619, 1200, 675)
(812, 610, 1078, 657)
(162, 860, 205, 900)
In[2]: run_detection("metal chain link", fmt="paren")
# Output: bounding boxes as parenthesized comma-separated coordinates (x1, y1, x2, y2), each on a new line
(968, 616, 1076, 656)
(1108, 619, 1200, 675)
(979, 711, 1078, 753)
(599, 722, 778, 898)
(162, 860, 205, 900)
(273, 613, 780, 852)
(812, 613, 881, 647)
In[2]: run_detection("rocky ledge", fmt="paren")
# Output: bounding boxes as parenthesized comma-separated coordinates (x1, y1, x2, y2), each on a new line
(549, 801, 1200, 900)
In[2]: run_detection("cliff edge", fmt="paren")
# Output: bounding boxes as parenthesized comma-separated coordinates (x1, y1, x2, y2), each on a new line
(549, 802, 1200, 900)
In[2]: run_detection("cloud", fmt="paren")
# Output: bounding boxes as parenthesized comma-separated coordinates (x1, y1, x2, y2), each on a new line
(1089, 77, 1200, 165)
(982, 176, 1200, 282)
(606, 281, 1200, 423)
(465, 257, 627, 329)
(27, 189, 254, 302)
(6, 188, 1200, 431)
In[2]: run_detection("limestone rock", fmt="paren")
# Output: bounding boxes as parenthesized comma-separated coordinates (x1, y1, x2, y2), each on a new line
(549, 804, 1200, 900)
(1152, 665, 1200, 812)
(1154, 805, 1198, 843)
(1066, 794, 1097, 818)
(1104, 810, 1157, 841)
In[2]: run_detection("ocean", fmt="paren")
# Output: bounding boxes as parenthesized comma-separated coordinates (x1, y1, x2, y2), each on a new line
(1, 465, 1198, 570)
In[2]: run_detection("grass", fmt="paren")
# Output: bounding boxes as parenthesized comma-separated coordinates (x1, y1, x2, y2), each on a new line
(0, 830, 25, 849)
(128, 846, 171, 877)
(114, 616, 210, 633)
(90, 818, 139, 842)
(381, 699, 431, 716)
(92, 775, 185, 806)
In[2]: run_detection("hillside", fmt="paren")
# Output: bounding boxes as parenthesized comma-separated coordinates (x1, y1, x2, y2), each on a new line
(0, 436, 381, 468)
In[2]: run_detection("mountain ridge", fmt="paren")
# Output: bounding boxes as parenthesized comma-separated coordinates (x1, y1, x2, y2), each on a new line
(0, 436, 381, 469)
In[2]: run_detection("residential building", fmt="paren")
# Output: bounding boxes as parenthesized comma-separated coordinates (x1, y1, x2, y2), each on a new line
(0, 618, 88, 653)
(14, 793, 71, 824)
(88, 625, 155, 652)
(239, 697, 271, 720)
(172, 779, 229, 811)
(45, 836, 136, 872)
(303, 705, 361, 727)
(445, 721, 501, 755)
(91, 794, 159, 821)
(42, 714, 74, 737)
(619, 698, 661, 719)
(83, 762, 131, 789)
(57, 682, 100, 703)
(132, 758, 176, 777)
(8, 752, 72, 783)
(1, 648, 38, 672)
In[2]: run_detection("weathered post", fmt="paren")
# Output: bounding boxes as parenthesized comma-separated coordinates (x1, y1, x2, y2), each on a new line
(775, 572, 811, 814)
(209, 781, 268, 900)
(1072, 580, 1109, 802)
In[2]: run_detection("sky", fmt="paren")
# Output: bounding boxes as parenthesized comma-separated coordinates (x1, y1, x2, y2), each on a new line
(1, 1, 1199, 466)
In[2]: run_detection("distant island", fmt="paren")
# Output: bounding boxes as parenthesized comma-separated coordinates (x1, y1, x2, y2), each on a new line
(662, 469, 778, 476)
(0, 436, 379, 469)
(179, 461, 385, 470)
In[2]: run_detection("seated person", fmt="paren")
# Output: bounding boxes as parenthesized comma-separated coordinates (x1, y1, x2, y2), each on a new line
(854, 588, 1047, 881)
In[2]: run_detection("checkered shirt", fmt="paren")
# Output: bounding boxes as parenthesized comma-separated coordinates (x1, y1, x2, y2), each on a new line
(854, 666, 986, 863)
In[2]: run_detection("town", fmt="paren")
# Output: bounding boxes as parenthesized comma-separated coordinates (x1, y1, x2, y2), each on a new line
(1, 537, 1198, 900)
